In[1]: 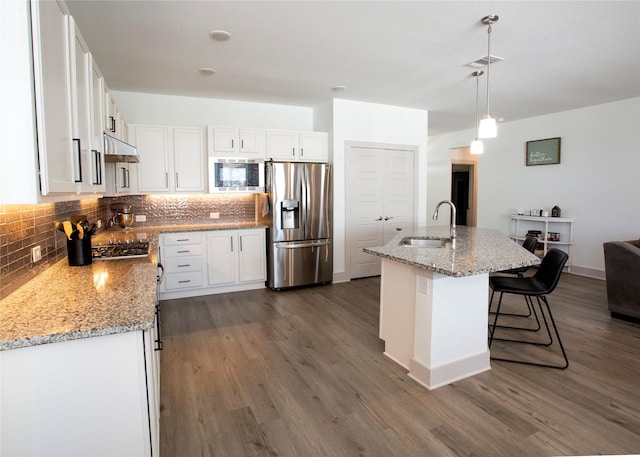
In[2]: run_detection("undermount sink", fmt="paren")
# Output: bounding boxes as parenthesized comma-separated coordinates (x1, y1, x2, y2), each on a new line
(400, 237, 448, 248)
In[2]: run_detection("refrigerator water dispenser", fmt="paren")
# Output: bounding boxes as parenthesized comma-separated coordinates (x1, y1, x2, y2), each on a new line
(281, 199, 300, 229)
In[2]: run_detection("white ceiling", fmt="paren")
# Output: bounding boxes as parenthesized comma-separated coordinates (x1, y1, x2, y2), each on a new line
(66, 1, 640, 135)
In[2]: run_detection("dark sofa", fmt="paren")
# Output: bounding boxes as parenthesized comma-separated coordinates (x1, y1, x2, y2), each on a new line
(603, 239, 640, 320)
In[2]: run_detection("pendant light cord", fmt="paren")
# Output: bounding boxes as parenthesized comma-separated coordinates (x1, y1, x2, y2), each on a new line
(486, 24, 492, 117)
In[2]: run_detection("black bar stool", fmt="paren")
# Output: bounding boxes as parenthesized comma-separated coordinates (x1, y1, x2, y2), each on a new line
(488, 248, 569, 369)
(489, 236, 540, 325)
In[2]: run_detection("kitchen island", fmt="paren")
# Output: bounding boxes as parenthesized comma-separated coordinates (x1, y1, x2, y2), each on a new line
(364, 226, 540, 390)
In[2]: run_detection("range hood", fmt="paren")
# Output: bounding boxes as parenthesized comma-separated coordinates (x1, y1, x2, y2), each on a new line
(103, 134, 139, 163)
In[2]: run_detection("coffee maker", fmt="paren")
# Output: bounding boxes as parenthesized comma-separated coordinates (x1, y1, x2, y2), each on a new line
(109, 204, 135, 229)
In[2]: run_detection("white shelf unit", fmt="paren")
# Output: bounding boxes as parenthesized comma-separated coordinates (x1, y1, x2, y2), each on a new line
(510, 215, 574, 272)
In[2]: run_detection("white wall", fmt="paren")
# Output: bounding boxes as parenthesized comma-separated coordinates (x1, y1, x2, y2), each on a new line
(331, 98, 429, 282)
(427, 97, 640, 277)
(111, 91, 314, 130)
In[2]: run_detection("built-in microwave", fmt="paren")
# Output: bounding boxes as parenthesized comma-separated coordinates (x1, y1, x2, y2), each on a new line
(208, 158, 265, 193)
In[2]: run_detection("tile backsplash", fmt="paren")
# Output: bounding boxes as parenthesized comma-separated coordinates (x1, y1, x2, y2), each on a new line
(0, 199, 102, 300)
(0, 194, 258, 300)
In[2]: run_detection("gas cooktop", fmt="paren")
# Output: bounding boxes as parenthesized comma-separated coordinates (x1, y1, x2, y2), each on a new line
(91, 241, 150, 260)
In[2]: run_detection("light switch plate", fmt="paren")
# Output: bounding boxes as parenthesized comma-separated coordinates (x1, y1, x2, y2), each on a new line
(136, 214, 147, 222)
(32, 246, 42, 262)
(210, 212, 220, 219)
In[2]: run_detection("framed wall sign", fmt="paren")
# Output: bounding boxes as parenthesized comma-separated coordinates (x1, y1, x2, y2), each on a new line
(526, 137, 561, 166)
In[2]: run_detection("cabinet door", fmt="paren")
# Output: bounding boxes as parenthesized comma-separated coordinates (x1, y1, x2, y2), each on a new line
(212, 126, 237, 153)
(90, 60, 105, 192)
(207, 231, 237, 286)
(69, 18, 93, 194)
(298, 132, 328, 162)
(238, 229, 266, 282)
(174, 127, 206, 192)
(238, 129, 264, 158)
(103, 87, 115, 135)
(266, 130, 298, 160)
(31, 0, 77, 195)
(134, 125, 171, 193)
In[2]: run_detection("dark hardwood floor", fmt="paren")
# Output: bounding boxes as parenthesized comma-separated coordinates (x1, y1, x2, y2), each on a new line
(159, 273, 640, 456)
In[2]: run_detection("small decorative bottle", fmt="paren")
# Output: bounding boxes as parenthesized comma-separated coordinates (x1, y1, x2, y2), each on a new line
(552, 206, 561, 217)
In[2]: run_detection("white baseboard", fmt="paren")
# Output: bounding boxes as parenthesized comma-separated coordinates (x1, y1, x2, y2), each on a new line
(570, 266, 605, 280)
(408, 351, 491, 390)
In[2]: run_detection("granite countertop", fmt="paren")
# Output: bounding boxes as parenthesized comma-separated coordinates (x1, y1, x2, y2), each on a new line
(0, 221, 267, 351)
(363, 226, 541, 278)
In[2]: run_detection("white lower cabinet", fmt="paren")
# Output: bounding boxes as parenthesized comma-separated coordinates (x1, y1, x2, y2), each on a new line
(207, 229, 266, 286)
(159, 228, 266, 299)
(0, 330, 160, 457)
(160, 232, 206, 294)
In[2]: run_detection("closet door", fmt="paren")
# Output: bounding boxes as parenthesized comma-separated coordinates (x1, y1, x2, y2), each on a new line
(346, 144, 416, 279)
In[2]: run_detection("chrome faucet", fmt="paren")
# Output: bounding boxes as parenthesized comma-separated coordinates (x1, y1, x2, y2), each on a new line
(432, 200, 457, 239)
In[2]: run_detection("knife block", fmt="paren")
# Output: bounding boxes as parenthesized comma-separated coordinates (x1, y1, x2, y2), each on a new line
(67, 237, 92, 266)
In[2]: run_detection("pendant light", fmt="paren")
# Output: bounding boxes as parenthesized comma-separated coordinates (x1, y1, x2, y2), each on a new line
(478, 14, 499, 139)
(470, 70, 484, 155)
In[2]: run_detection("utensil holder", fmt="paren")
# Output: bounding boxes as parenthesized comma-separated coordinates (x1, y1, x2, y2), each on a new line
(67, 237, 92, 266)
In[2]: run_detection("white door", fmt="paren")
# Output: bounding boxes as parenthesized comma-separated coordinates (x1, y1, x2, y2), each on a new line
(133, 125, 170, 193)
(207, 231, 237, 286)
(347, 144, 416, 279)
(237, 229, 266, 282)
(31, 0, 77, 195)
(173, 127, 206, 192)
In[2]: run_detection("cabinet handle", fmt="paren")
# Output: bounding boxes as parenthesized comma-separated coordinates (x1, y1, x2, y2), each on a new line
(176, 239, 189, 242)
(165, 172, 169, 188)
(178, 280, 191, 284)
(301, 147, 304, 157)
(240, 236, 243, 251)
(125, 168, 130, 188)
(177, 264, 190, 267)
(241, 139, 244, 149)
(175, 172, 179, 188)
(230, 237, 234, 252)
(177, 249, 190, 253)
(92, 150, 102, 185)
(292, 147, 295, 156)
(231, 139, 234, 149)
(73, 138, 82, 183)
(384, 216, 394, 221)
(109, 116, 115, 132)
(376, 216, 383, 221)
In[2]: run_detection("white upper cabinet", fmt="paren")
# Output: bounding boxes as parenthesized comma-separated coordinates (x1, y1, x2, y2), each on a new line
(266, 129, 328, 162)
(130, 124, 206, 194)
(210, 126, 265, 159)
(1, 0, 110, 203)
(69, 17, 96, 194)
(30, 0, 78, 196)
(173, 127, 206, 192)
(132, 125, 171, 193)
(103, 86, 124, 140)
(89, 59, 106, 193)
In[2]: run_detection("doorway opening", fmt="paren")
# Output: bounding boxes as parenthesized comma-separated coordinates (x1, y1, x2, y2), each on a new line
(451, 162, 477, 227)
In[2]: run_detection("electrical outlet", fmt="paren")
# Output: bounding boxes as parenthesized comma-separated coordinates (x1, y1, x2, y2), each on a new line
(210, 212, 220, 219)
(32, 246, 42, 263)
(96, 219, 102, 229)
(136, 214, 147, 222)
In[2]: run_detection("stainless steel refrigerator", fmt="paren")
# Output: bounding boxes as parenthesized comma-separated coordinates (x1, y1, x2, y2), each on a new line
(264, 161, 333, 289)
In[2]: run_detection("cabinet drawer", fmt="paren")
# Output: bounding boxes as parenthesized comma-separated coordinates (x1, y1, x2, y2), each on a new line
(163, 244, 203, 258)
(164, 271, 204, 290)
(162, 233, 203, 246)
(164, 257, 203, 274)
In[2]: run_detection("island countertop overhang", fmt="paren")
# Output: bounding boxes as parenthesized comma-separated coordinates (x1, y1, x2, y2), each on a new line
(363, 226, 540, 278)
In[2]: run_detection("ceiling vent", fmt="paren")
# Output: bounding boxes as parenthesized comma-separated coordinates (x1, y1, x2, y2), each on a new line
(467, 55, 504, 68)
